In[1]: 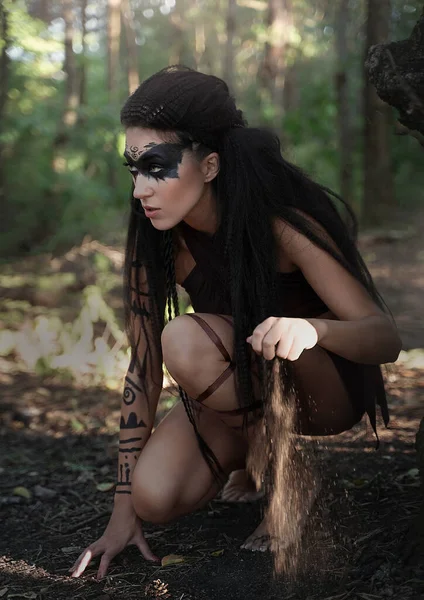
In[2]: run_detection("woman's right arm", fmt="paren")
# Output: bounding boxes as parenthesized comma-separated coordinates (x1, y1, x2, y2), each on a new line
(70, 265, 164, 579)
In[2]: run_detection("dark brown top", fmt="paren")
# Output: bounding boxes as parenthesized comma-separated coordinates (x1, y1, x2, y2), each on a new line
(179, 221, 328, 318)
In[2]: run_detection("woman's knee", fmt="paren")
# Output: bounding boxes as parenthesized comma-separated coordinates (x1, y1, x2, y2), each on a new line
(161, 314, 208, 378)
(131, 479, 178, 524)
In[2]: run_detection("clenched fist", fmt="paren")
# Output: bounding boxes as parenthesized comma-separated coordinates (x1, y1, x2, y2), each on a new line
(247, 317, 319, 361)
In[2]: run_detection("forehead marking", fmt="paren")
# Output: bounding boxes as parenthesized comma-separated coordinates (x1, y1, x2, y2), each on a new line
(126, 142, 158, 161)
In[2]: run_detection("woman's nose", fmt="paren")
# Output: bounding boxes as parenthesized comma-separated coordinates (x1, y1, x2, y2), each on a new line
(133, 175, 154, 200)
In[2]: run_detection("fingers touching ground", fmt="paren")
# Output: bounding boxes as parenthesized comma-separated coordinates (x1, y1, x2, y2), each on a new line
(69, 535, 159, 579)
(70, 545, 100, 578)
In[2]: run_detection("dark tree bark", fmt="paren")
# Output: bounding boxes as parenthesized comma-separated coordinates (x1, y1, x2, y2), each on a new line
(0, 1, 11, 236)
(121, 0, 139, 94)
(335, 0, 353, 206)
(362, 0, 394, 226)
(366, 7, 424, 138)
(224, 0, 236, 91)
(107, 0, 122, 104)
(52, 0, 79, 152)
(28, 0, 51, 22)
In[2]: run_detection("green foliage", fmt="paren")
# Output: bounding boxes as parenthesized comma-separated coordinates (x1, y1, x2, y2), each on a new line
(1, 0, 423, 259)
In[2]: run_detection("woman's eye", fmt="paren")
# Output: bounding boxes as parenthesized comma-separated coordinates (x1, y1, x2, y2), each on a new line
(123, 162, 138, 177)
(149, 164, 162, 174)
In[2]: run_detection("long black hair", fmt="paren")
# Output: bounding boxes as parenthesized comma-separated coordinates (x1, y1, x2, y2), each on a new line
(120, 65, 388, 567)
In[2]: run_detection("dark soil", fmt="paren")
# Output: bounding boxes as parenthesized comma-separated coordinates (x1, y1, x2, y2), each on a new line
(1, 218, 423, 600)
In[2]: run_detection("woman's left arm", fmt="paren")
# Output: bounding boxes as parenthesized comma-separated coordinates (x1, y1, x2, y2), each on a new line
(274, 221, 402, 365)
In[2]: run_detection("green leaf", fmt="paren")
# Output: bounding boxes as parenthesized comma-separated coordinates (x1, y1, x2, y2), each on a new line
(96, 482, 115, 492)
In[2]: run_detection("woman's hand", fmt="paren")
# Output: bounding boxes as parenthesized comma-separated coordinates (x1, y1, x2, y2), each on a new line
(69, 501, 159, 580)
(247, 317, 319, 361)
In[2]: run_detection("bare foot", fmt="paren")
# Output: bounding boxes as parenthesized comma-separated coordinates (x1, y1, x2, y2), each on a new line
(240, 518, 271, 552)
(220, 470, 264, 503)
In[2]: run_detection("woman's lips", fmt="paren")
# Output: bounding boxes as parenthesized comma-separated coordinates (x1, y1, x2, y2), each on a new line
(144, 207, 161, 218)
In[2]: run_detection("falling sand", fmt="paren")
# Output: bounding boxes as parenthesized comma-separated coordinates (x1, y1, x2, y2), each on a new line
(247, 359, 321, 575)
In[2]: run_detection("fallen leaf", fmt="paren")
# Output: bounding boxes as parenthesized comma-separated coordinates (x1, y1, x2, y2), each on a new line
(211, 549, 225, 557)
(96, 482, 115, 492)
(407, 468, 419, 478)
(0, 588, 8, 598)
(70, 417, 84, 433)
(352, 478, 368, 487)
(12, 486, 32, 500)
(8, 593, 37, 599)
(161, 554, 186, 567)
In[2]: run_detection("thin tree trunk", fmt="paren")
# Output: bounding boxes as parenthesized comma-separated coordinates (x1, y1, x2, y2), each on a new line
(194, 19, 206, 68)
(79, 0, 88, 106)
(49, 0, 79, 175)
(107, 0, 122, 104)
(169, 0, 192, 66)
(363, 0, 394, 226)
(224, 0, 236, 90)
(0, 1, 11, 237)
(259, 0, 293, 129)
(335, 0, 353, 206)
(41, 0, 79, 247)
(121, 0, 139, 94)
(61, 0, 79, 131)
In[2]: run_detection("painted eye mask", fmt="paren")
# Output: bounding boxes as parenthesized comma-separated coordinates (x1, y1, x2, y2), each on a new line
(123, 142, 190, 182)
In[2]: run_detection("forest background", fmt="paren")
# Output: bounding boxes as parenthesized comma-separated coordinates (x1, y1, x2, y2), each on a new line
(1, 2, 424, 598)
(1, 0, 423, 259)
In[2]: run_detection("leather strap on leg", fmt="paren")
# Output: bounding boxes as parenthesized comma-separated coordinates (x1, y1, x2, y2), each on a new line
(186, 313, 235, 404)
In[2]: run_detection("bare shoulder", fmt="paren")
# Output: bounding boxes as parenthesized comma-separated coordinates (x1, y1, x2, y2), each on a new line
(272, 211, 341, 264)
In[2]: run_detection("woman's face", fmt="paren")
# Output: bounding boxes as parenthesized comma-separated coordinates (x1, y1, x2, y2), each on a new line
(124, 127, 218, 231)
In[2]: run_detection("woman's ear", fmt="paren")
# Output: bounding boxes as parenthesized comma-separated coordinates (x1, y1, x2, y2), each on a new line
(202, 152, 220, 183)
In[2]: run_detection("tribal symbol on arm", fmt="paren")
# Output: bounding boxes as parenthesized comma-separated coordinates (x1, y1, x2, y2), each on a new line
(120, 412, 147, 429)
(131, 299, 150, 319)
(123, 375, 143, 405)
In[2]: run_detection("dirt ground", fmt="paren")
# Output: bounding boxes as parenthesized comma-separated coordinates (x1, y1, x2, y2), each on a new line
(1, 216, 423, 600)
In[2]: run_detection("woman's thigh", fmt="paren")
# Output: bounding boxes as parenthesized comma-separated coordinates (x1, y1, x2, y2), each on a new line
(292, 345, 363, 436)
(131, 400, 247, 523)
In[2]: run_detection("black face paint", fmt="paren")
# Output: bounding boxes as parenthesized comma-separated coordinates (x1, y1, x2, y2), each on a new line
(123, 141, 190, 182)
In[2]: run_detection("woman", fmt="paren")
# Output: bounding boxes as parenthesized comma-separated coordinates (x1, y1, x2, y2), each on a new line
(70, 66, 401, 580)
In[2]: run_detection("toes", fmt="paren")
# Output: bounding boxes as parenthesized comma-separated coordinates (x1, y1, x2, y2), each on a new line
(240, 535, 270, 552)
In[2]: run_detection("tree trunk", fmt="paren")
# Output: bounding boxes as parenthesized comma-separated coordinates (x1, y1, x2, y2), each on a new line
(53, 2, 78, 164)
(194, 19, 206, 69)
(169, 0, 193, 67)
(362, 0, 394, 226)
(224, 0, 236, 91)
(121, 0, 139, 94)
(28, 0, 51, 22)
(335, 0, 353, 206)
(79, 0, 88, 106)
(259, 0, 293, 130)
(107, 0, 122, 105)
(0, 1, 11, 239)
(37, 0, 79, 248)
